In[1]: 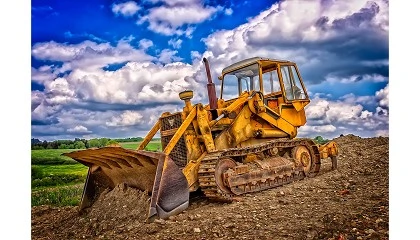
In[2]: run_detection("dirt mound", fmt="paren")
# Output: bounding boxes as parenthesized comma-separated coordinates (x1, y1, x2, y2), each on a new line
(88, 183, 149, 222)
(32, 134, 389, 239)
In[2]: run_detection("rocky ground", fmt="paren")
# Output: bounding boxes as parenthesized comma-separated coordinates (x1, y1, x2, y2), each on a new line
(32, 134, 389, 240)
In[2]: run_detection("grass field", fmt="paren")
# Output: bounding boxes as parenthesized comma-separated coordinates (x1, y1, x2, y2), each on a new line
(32, 184, 84, 206)
(31, 149, 78, 165)
(119, 141, 161, 151)
(31, 149, 87, 206)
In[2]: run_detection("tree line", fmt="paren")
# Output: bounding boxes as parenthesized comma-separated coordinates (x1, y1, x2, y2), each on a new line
(31, 137, 144, 150)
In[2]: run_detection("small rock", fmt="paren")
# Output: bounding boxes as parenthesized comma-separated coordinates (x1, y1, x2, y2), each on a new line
(193, 228, 201, 233)
(154, 219, 166, 224)
(340, 189, 350, 195)
(223, 223, 234, 228)
(365, 229, 376, 234)
(235, 214, 243, 219)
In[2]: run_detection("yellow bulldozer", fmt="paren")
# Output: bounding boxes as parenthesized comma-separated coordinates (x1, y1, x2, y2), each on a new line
(64, 57, 339, 222)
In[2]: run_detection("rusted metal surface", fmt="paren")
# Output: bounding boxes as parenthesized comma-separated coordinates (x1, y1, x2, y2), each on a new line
(64, 147, 189, 221)
(203, 57, 218, 110)
(147, 155, 189, 222)
(198, 138, 320, 201)
(64, 147, 161, 194)
(292, 145, 312, 176)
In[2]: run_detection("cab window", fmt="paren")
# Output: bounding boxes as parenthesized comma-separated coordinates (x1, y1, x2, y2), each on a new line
(262, 69, 281, 95)
(222, 63, 260, 99)
(280, 65, 307, 101)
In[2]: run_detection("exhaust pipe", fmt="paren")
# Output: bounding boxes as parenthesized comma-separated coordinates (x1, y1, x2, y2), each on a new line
(203, 58, 217, 110)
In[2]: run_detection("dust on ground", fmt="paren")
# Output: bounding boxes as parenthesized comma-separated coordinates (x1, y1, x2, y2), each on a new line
(32, 134, 389, 240)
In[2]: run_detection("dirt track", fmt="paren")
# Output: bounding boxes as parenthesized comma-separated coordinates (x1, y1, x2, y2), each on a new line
(31, 134, 389, 240)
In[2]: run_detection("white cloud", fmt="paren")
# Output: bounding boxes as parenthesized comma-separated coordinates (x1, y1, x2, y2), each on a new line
(158, 49, 182, 63)
(168, 38, 182, 49)
(106, 111, 143, 127)
(300, 124, 337, 133)
(139, 39, 153, 49)
(137, 1, 223, 36)
(298, 86, 389, 139)
(375, 83, 389, 108)
(112, 1, 141, 17)
(32, 40, 155, 73)
(200, 0, 388, 85)
(31, 66, 57, 84)
(67, 125, 92, 133)
(326, 74, 388, 84)
(224, 8, 233, 16)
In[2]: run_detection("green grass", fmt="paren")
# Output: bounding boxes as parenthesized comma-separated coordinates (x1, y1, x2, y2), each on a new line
(119, 141, 162, 151)
(31, 165, 88, 189)
(32, 184, 84, 206)
(32, 164, 88, 177)
(31, 149, 78, 165)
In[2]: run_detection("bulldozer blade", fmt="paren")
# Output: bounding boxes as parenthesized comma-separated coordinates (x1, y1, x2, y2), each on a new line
(147, 154, 189, 222)
(63, 147, 189, 221)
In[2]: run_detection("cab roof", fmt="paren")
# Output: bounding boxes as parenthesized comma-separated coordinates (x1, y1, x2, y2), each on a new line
(221, 57, 292, 75)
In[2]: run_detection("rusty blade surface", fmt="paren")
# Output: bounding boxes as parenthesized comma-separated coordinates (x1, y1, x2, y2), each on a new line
(64, 147, 161, 193)
(147, 155, 189, 222)
(64, 147, 189, 221)
(64, 147, 166, 210)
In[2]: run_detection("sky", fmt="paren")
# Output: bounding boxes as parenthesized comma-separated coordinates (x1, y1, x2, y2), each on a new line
(31, 0, 389, 141)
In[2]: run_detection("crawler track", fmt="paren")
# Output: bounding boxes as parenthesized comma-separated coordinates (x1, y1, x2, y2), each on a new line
(198, 138, 320, 201)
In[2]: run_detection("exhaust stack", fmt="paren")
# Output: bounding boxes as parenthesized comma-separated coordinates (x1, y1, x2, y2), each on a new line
(203, 58, 217, 109)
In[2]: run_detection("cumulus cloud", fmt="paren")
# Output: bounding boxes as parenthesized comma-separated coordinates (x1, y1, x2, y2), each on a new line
(136, 0, 223, 36)
(112, 1, 141, 17)
(375, 83, 389, 108)
(31, 40, 154, 72)
(106, 111, 143, 127)
(158, 49, 182, 63)
(299, 84, 389, 139)
(67, 125, 92, 133)
(200, 0, 388, 85)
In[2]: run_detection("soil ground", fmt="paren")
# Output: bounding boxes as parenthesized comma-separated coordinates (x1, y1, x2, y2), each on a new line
(31, 134, 389, 240)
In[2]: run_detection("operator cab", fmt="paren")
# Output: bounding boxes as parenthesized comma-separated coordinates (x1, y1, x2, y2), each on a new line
(219, 57, 309, 103)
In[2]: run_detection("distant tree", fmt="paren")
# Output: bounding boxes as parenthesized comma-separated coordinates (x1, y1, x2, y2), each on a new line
(58, 144, 67, 149)
(314, 136, 329, 144)
(32, 145, 44, 150)
(31, 138, 41, 145)
(42, 140, 48, 149)
(99, 138, 110, 147)
(107, 139, 119, 145)
(87, 139, 100, 148)
(74, 141, 86, 149)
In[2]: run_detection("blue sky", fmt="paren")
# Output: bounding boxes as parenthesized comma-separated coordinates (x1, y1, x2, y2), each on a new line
(31, 0, 389, 140)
